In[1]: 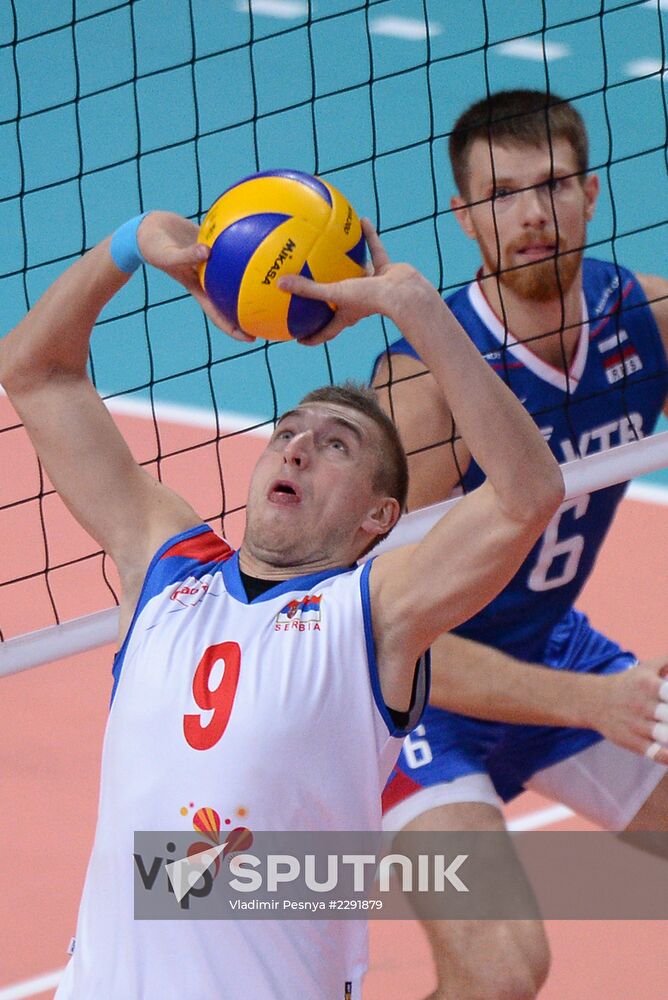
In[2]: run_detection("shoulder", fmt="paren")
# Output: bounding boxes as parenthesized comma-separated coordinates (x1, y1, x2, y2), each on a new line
(633, 271, 668, 348)
(138, 526, 235, 608)
(158, 526, 235, 567)
(584, 258, 666, 335)
(635, 271, 668, 307)
(582, 257, 637, 302)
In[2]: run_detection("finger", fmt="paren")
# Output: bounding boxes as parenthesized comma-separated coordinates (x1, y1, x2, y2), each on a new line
(277, 273, 340, 302)
(644, 740, 667, 763)
(361, 218, 391, 272)
(652, 722, 668, 743)
(297, 314, 348, 347)
(163, 242, 210, 271)
(660, 679, 668, 702)
(654, 703, 668, 723)
(176, 266, 240, 330)
(188, 284, 255, 342)
(610, 729, 660, 760)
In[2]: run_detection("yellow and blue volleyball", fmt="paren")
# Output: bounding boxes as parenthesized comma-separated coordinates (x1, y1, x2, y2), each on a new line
(198, 169, 367, 341)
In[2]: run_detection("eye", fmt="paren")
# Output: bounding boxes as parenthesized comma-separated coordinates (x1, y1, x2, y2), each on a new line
(492, 187, 512, 201)
(547, 177, 563, 193)
(274, 427, 293, 443)
(322, 436, 349, 454)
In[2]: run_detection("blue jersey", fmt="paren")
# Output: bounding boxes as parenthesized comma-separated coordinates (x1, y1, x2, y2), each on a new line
(380, 259, 667, 661)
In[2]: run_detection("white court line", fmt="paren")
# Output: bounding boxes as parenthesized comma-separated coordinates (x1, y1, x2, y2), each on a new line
(626, 480, 668, 505)
(1, 385, 271, 437)
(0, 969, 63, 1000)
(102, 396, 668, 502)
(0, 802, 577, 999)
(507, 803, 574, 831)
(234, 0, 307, 18)
(497, 38, 570, 61)
(104, 395, 271, 437)
(5, 388, 668, 492)
(370, 16, 442, 40)
(626, 58, 666, 78)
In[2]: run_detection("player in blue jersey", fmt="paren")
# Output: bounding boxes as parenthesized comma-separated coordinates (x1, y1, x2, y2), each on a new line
(373, 90, 668, 1000)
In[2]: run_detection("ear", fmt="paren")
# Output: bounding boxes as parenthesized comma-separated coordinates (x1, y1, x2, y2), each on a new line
(451, 194, 477, 240)
(362, 496, 401, 541)
(582, 172, 600, 221)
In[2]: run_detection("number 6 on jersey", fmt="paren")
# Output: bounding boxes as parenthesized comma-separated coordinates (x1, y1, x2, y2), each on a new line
(184, 641, 241, 751)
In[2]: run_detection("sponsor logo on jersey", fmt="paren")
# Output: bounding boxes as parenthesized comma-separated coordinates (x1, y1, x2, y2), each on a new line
(170, 574, 212, 607)
(558, 412, 644, 462)
(602, 348, 643, 385)
(597, 328, 628, 353)
(275, 594, 322, 631)
(592, 273, 620, 317)
(595, 326, 643, 384)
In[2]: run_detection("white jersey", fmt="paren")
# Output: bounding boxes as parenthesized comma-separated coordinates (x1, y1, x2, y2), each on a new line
(56, 525, 427, 1000)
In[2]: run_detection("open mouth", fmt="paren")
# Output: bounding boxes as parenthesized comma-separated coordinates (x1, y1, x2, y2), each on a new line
(268, 480, 302, 504)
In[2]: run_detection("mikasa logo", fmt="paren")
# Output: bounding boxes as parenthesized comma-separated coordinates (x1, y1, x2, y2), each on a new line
(262, 238, 297, 285)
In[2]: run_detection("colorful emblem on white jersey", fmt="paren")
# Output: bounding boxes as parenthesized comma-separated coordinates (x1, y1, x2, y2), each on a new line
(275, 593, 323, 631)
(179, 802, 254, 880)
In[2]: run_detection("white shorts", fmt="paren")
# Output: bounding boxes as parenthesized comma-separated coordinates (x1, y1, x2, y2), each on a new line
(383, 738, 667, 833)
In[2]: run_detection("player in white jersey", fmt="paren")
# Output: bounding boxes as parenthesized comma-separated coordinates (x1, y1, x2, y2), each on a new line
(0, 209, 562, 998)
(373, 90, 668, 999)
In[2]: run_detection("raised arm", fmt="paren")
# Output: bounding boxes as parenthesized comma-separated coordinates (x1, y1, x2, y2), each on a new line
(279, 221, 564, 709)
(0, 212, 248, 640)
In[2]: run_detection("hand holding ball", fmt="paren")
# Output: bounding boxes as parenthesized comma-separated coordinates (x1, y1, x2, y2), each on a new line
(198, 170, 367, 341)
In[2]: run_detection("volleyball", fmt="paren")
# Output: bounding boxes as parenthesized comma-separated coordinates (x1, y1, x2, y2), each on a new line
(198, 169, 367, 341)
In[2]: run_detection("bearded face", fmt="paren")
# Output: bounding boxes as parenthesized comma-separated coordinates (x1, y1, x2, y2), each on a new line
(476, 222, 585, 302)
(454, 137, 598, 306)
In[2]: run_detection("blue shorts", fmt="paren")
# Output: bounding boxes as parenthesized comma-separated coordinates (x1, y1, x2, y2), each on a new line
(383, 608, 636, 808)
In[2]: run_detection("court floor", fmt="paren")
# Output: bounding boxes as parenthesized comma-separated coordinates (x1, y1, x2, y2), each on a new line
(1, 403, 667, 999)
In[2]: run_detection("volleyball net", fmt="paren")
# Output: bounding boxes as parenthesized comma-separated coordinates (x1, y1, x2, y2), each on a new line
(1, 0, 667, 675)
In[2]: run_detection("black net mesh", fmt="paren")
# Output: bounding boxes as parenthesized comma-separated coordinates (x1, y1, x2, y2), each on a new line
(0, 0, 666, 641)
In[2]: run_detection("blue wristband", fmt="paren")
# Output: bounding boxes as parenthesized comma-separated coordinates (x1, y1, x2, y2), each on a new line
(110, 212, 150, 273)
